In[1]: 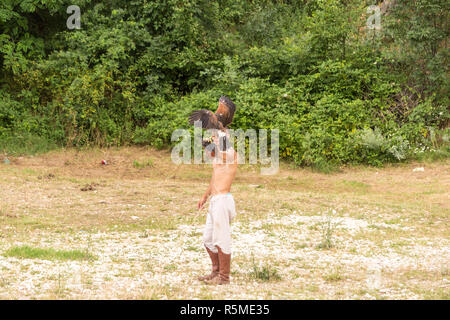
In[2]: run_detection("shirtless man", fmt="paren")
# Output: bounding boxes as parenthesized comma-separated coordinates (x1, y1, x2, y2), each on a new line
(197, 132, 238, 285)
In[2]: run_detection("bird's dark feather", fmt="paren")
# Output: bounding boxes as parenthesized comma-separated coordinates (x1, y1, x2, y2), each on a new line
(188, 109, 223, 129)
(188, 96, 236, 130)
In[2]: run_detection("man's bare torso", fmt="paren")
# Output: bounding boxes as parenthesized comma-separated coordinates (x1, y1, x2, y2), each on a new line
(211, 149, 238, 195)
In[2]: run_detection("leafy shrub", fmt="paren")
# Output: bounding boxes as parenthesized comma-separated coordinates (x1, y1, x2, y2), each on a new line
(0, 0, 447, 165)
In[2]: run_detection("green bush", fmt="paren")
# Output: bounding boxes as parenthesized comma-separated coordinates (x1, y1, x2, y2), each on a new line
(0, 0, 448, 165)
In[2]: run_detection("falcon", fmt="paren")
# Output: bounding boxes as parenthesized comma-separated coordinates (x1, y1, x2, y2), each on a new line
(188, 96, 236, 130)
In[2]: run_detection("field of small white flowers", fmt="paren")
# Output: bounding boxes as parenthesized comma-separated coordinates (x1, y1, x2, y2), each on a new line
(0, 148, 448, 299)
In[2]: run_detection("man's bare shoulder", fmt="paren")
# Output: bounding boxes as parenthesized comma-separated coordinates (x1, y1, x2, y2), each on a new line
(213, 148, 238, 167)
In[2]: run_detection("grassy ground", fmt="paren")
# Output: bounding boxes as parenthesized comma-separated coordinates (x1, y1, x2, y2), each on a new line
(0, 147, 448, 299)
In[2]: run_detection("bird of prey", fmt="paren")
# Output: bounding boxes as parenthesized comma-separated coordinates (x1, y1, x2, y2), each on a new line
(188, 96, 236, 131)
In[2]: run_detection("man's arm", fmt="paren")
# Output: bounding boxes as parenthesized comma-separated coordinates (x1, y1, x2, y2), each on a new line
(198, 174, 213, 210)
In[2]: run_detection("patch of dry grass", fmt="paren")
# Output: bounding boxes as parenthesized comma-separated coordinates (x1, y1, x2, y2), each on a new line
(0, 147, 448, 299)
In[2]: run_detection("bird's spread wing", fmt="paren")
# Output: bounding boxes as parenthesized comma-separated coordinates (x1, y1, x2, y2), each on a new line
(188, 109, 223, 129)
(215, 96, 236, 128)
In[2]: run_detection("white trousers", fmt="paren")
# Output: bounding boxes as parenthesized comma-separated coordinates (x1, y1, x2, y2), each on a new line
(203, 193, 236, 254)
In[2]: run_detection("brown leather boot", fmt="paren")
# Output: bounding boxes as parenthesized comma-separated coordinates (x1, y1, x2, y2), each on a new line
(207, 246, 231, 285)
(197, 246, 219, 281)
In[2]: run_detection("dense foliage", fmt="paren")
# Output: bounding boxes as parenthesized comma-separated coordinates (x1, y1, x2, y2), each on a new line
(0, 0, 448, 166)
